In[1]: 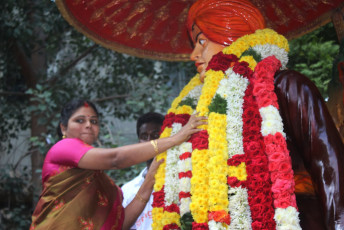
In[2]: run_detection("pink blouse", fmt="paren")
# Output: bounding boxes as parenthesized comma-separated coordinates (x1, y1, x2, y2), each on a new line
(42, 138, 93, 183)
(41, 138, 123, 229)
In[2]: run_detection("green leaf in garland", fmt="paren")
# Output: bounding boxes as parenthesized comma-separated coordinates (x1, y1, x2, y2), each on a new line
(241, 48, 262, 63)
(208, 94, 227, 114)
(179, 97, 197, 110)
(180, 212, 194, 230)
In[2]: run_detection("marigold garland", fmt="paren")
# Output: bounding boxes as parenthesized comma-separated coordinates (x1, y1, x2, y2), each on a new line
(207, 113, 228, 211)
(196, 70, 225, 117)
(169, 75, 202, 114)
(190, 147, 209, 224)
(154, 127, 172, 191)
(222, 29, 289, 58)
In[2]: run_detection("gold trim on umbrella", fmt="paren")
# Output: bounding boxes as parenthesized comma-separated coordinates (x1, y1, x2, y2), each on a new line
(55, 0, 191, 61)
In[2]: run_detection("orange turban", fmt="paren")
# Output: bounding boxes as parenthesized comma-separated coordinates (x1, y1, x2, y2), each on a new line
(187, 0, 266, 46)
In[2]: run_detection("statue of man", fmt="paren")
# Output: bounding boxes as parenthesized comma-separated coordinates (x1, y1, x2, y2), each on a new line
(152, 0, 344, 229)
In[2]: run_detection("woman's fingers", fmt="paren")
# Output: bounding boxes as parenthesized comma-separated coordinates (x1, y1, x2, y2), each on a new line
(151, 158, 164, 169)
(145, 158, 164, 182)
(172, 114, 208, 145)
(188, 114, 207, 130)
(148, 158, 164, 174)
(194, 118, 207, 127)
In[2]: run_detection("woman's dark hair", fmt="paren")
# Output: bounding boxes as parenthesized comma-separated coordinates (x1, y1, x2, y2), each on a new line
(57, 99, 99, 139)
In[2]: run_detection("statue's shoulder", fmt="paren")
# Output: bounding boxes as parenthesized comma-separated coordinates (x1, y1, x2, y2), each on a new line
(274, 69, 318, 91)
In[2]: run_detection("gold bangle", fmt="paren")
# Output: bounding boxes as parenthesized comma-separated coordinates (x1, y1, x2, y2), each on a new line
(135, 193, 148, 204)
(150, 140, 159, 154)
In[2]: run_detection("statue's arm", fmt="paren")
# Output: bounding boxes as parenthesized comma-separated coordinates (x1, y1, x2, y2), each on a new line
(274, 70, 344, 230)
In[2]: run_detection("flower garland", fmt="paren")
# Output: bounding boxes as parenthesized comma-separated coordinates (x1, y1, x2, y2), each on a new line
(152, 29, 301, 230)
(178, 141, 193, 216)
(152, 76, 203, 230)
(253, 56, 299, 228)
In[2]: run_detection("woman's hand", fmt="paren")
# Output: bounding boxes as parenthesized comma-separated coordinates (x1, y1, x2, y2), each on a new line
(171, 113, 207, 145)
(142, 158, 164, 189)
(79, 115, 206, 171)
(123, 158, 164, 230)
(135, 158, 163, 204)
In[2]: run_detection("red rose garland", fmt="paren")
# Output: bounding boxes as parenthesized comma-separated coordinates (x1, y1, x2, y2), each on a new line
(188, 130, 209, 150)
(192, 223, 209, 230)
(163, 224, 180, 230)
(206, 53, 238, 72)
(160, 113, 190, 133)
(226, 58, 276, 229)
(152, 188, 165, 208)
(252, 56, 298, 210)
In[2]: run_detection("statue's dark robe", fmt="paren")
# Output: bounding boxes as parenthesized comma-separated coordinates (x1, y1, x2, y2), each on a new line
(275, 70, 344, 230)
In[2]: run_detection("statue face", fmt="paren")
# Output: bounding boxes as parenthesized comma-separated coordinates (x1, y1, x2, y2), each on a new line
(190, 25, 225, 82)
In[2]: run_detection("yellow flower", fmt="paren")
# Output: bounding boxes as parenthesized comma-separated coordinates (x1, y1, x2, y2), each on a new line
(196, 70, 224, 116)
(198, 208, 208, 219)
(154, 162, 165, 189)
(154, 127, 172, 191)
(198, 215, 208, 223)
(160, 127, 172, 138)
(176, 105, 193, 115)
(169, 75, 202, 113)
(228, 162, 247, 181)
(191, 149, 209, 223)
(218, 199, 229, 208)
(222, 28, 289, 59)
(161, 212, 180, 226)
(207, 113, 229, 213)
(198, 124, 208, 130)
(239, 56, 257, 70)
(152, 208, 164, 230)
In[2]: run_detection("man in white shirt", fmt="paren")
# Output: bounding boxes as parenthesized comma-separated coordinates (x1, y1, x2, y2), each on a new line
(121, 112, 164, 230)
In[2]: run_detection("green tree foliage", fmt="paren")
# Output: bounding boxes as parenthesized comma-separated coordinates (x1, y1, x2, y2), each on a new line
(0, 165, 32, 229)
(288, 23, 339, 99)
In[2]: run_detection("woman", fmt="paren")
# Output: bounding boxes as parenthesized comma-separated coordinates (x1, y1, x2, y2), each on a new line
(151, 0, 344, 229)
(30, 99, 206, 230)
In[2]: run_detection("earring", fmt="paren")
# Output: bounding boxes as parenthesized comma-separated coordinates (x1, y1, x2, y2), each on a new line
(62, 134, 66, 139)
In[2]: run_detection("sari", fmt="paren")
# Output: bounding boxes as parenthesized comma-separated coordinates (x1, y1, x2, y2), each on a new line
(30, 167, 124, 230)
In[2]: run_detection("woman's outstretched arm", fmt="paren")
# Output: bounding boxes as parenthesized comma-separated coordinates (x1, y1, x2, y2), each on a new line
(78, 114, 207, 170)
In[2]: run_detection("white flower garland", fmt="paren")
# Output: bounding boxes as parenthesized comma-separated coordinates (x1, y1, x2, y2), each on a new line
(187, 84, 203, 101)
(209, 220, 227, 230)
(228, 187, 252, 230)
(223, 70, 251, 230)
(178, 142, 193, 216)
(252, 44, 288, 69)
(223, 70, 249, 158)
(260, 105, 286, 137)
(164, 123, 183, 205)
(274, 207, 301, 230)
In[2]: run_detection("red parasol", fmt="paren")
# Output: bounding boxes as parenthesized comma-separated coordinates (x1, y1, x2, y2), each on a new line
(56, 0, 344, 61)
